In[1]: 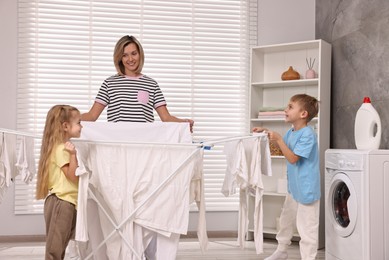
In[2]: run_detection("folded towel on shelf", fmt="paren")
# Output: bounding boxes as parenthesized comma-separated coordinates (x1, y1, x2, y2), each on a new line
(258, 107, 285, 112)
(258, 111, 285, 116)
(257, 111, 285, 119)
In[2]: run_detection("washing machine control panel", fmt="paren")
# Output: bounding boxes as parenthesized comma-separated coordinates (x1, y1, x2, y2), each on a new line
(325, 151, 364, 171)
(338, 160, 357, 168)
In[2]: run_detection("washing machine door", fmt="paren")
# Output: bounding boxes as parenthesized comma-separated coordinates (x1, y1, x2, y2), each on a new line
(327, 172, 358, 237)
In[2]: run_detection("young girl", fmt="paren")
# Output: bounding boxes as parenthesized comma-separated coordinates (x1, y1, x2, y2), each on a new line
(36, 105, 82, 260)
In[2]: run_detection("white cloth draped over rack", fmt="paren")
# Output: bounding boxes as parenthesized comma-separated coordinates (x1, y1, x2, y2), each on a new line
(15, 135, 36, 184)
(79, 121, 193, 144)
(0, 125, 272, 256)
(206, 133, 272, 254)
(0, 128, 37, 204)
(74, 122, 208, 260)
(0, 132, 16, 203)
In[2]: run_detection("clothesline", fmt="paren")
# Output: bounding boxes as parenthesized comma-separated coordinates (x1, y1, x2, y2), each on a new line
(200, 133, 268, 149)
(73, 133, 268, 150)
(0, 127, 268, 149)
(0, 128, 41, 138)
(72, 138, 202, 148)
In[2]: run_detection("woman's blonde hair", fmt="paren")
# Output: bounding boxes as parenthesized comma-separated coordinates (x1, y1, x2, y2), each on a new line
(35, 105, 80, 200)
(113, 35, 145, 76)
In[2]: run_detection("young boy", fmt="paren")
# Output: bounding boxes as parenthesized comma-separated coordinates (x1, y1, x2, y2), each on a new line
(253, 94, 320, 260)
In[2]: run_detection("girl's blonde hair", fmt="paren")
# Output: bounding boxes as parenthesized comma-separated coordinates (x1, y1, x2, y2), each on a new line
(113, 35, 145, 76)
(36, 105, 80, 200)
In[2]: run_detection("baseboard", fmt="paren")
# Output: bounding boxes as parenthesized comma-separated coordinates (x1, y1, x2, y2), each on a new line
(181, 230, 238, 239)
(0, 231, 239, 243)
(0, 235, 45, 243)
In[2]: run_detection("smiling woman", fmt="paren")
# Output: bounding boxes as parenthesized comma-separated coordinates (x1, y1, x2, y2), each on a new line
(81, 35, 194, 128)
(16, 0, 258, 215)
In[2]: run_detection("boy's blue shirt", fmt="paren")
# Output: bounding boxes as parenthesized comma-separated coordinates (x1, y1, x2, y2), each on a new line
(283, 125, 320, 204)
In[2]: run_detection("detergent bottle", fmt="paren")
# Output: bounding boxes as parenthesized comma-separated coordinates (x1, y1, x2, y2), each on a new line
(354, 97, 381, 149)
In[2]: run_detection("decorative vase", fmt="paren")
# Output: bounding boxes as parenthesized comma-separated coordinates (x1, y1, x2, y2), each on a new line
(305, 69, 316, 79)
(281, 66, 300, 80)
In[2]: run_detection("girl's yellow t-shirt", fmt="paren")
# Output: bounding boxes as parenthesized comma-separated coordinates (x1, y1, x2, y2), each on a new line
(48, 143, 78, 207)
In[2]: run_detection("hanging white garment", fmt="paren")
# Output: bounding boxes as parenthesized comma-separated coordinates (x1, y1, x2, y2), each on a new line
(221, 134, 272, 254)
(75, 148, 90, 240)
(221, 139, 250, 251)
(0, 133, 6, 203)
(15, 135, 36, 184)
(247, 136, 272, 254)
(0, 133, 16, 203)
(74, 122, 207, 260)
(221, 140, 248, 196)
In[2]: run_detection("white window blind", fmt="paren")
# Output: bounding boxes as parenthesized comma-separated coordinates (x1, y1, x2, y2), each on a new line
(16, 0, 257, 214)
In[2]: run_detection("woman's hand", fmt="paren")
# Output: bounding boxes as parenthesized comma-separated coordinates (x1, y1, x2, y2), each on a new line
(185, 119, 194, 133)
(81, 102, 105, 121)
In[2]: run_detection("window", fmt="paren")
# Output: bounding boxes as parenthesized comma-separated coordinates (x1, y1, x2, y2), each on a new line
(16, 0, 257, 214)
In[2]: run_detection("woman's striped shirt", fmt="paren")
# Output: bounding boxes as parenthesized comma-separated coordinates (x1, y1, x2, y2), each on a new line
(95, 74, 166, 122)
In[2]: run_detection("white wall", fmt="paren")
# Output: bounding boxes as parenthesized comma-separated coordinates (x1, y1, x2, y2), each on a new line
(0, 0, 46, 236)
(0, 0, 44, 236)
(258, 0, 315, 46)
(0, 0, 315, 237)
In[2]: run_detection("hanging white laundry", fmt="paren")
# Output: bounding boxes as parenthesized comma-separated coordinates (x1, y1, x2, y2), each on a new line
(74, 149, 109, 260)
(221, 134, 272, 254)
(0, 133, 5, 203)
(248, 134, 272, 180)
(188, 149, 208, 252)
(247, 136, 272, 254)
(74, 148, 90, 241)
(0, 133, 17, 204)
(221, 139, 251, 251)
(74, 122, 207, 260)
(221, 140, 248, 196)
(15, 135, 36, 184)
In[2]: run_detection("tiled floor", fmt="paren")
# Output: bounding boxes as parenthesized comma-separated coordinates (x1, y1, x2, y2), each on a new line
(0, 238, 325, 259)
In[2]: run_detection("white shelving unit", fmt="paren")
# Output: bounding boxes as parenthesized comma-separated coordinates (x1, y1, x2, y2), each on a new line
(247, 40, 331, 248)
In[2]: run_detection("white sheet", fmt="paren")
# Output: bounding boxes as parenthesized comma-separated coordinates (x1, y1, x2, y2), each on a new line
(79, 121, 192, 144)
(74, 122, 208, 259)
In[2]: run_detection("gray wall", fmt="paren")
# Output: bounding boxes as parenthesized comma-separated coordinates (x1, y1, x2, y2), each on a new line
(0, 0, 314, 237)
(316, 0, 389, 149)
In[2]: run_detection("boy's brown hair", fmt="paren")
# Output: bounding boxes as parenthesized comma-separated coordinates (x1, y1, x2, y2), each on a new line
(290, 94, 319, 122)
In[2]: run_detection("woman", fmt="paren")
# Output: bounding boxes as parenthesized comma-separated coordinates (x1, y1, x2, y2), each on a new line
(82, 35, 194, 131)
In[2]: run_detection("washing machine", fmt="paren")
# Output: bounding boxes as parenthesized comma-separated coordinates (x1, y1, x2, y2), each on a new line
(325, 149, 389, 260)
